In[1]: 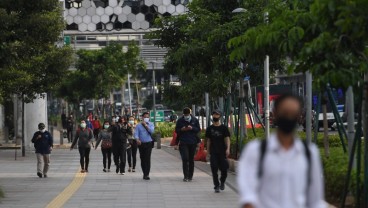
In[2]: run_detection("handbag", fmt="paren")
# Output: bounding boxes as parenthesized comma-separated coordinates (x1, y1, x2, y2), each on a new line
(101, 139, 112, 149)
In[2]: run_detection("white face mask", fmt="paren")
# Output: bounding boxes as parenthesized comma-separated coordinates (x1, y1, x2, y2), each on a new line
(40, 129, 45, 133)
(80, 123, 86, 128)
(144, 118, 150, 123)
(129, 120, 134, 125)
(104, 125, 110, 129)
(184, 115, 191, 122)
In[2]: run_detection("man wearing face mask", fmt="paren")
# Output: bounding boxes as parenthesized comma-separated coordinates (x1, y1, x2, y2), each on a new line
(134, 112, 155, 180)
(31, 123, 53, 178)
(110, 117, 132, 175)
(238, 94, 326, 208)
(175, 107, 201, 182)
(206, 110, 230, 193)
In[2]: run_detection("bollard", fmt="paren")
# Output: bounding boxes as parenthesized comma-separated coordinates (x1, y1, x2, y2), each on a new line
(59, 130, 64, 145)
(156, 133, 161, 149)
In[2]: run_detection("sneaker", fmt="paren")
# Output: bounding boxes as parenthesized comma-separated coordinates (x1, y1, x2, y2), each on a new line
(128, 167, 132, 172)
(43, 174, 47, 178)
(85, 169, 88, 173)
(220, 183, 225, 191)
(81, 169, 85, 173)
(116, 166, 119, 174)
(183, 178, 189, 182)
(103, 169, 106, 172)
(37, 172, 42, 178)
(188, 178, 193, 182)
(214, 187, 220, 193)
(121, 172, 125, 175)
(144, 176, 150, 180)
(132, 169, 135, 172)
(107, 169, 111, 172)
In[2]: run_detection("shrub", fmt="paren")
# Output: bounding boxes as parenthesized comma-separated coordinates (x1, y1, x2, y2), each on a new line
(154, 122, 176, 138)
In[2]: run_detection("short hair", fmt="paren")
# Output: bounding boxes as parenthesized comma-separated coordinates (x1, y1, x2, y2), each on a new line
(142, 112, 149, 117)
(273, 93, 303, 112)
(183, 107, 191, 114)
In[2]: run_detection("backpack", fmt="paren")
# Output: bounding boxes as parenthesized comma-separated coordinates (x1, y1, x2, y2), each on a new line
(258, 139, 312, 194)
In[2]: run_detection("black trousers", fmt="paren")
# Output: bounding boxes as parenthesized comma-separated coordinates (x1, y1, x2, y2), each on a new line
(67, 128, 73, 143)
(78, 147, 91, 171)
(101, 148, 112, 169)
(210, 153, 229, 188)
(179, 143, 197, 179)
(113, 144, 127, 173)
(127, 140, 138, 169)
(138, 142, 153, 177)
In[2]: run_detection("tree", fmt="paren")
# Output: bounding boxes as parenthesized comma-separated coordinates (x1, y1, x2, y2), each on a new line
(0, 0, 73, 103)
(56, 42, 146, 116)
(149, 0, 282, 107)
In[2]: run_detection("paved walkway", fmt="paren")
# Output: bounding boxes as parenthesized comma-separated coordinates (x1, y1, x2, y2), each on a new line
(0, 146, 239, 208)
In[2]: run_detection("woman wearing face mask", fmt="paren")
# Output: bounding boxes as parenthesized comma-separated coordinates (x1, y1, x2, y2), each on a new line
(95, 121, 113, 172)
(126, 116, 137, 172)
(71, 120, 93, 173)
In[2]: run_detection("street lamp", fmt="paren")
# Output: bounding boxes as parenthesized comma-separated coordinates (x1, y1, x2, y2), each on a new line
(232, 7, 270, 140)
(149, 61, 157, 127)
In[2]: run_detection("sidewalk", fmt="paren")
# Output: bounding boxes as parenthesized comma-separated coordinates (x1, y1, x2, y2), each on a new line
(0, 146, 239, 207)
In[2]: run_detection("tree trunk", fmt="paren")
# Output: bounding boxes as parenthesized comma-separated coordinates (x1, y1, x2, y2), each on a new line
(322, 104, 330, 157)
(363, 73, 368, 207)
(135, 78, 140, 116)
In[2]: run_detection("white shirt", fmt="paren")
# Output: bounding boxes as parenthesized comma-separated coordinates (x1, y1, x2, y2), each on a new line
(237, 134, 326, 208)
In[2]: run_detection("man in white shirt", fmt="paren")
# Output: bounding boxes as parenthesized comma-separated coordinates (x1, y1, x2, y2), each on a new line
(238, 94, 326, 208)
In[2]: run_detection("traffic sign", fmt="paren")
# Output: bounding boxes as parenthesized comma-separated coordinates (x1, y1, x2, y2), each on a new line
(150, 110, 164, 122)
(64, 36, 71, 45)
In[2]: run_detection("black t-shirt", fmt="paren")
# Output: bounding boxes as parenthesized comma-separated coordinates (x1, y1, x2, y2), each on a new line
(205, 124, 230, 154)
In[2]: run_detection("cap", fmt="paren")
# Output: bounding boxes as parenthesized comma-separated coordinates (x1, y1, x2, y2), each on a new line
(212, 109, 222, 115)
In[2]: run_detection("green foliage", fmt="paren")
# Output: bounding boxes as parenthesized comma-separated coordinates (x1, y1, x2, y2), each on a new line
(229, 0, 368, 90)
(0, 0, 73, 103)
(0, 187, 4, 199)
(56, 42, 146, 103)
(154, 122, 176, 138)
(149, 0, 280, 106)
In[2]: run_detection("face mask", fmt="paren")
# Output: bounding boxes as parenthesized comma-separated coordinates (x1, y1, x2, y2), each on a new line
(184, 115, 191, 121)
(104, 125, 110, 129)
(213, 117, 220, 122)
(275, 116, 298, 134)
(144, 118, 150, 123)
(80, 123, 86, 128)
(40, 129, 45, 133)
(129, 121, 134, 125)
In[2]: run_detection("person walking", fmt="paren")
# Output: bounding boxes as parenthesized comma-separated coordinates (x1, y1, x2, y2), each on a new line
(70, 120, 93, 173)
(206, 110, 230, 193)
(95, 121, 113, 172)
(66, 114, 74, 143)
(238, 94, 326, 208)
(111, 117, 132, 175)
(31, 123, 53, 178)
(92, 116, 101, 140)
(134, 112, 155, 180)
(174, 107, 201, 182)
(127, 116, 137, 172)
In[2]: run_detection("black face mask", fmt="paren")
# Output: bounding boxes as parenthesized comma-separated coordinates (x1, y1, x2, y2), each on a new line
(213, 117, 220, 122)
(275, 116, 298, 134)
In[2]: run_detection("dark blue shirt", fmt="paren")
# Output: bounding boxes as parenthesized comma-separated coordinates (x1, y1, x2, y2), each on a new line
(31, 131, 53, 154)
(175, 115, 201, 144)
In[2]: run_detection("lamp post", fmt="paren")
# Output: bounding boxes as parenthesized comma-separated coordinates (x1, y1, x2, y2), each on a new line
(127, 73, 132, 116)
(149, 61, 157, 127)
(232, 7, 270, 139)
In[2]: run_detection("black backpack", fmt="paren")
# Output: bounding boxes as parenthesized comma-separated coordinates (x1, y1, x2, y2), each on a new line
(258, 139, 312, 194)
